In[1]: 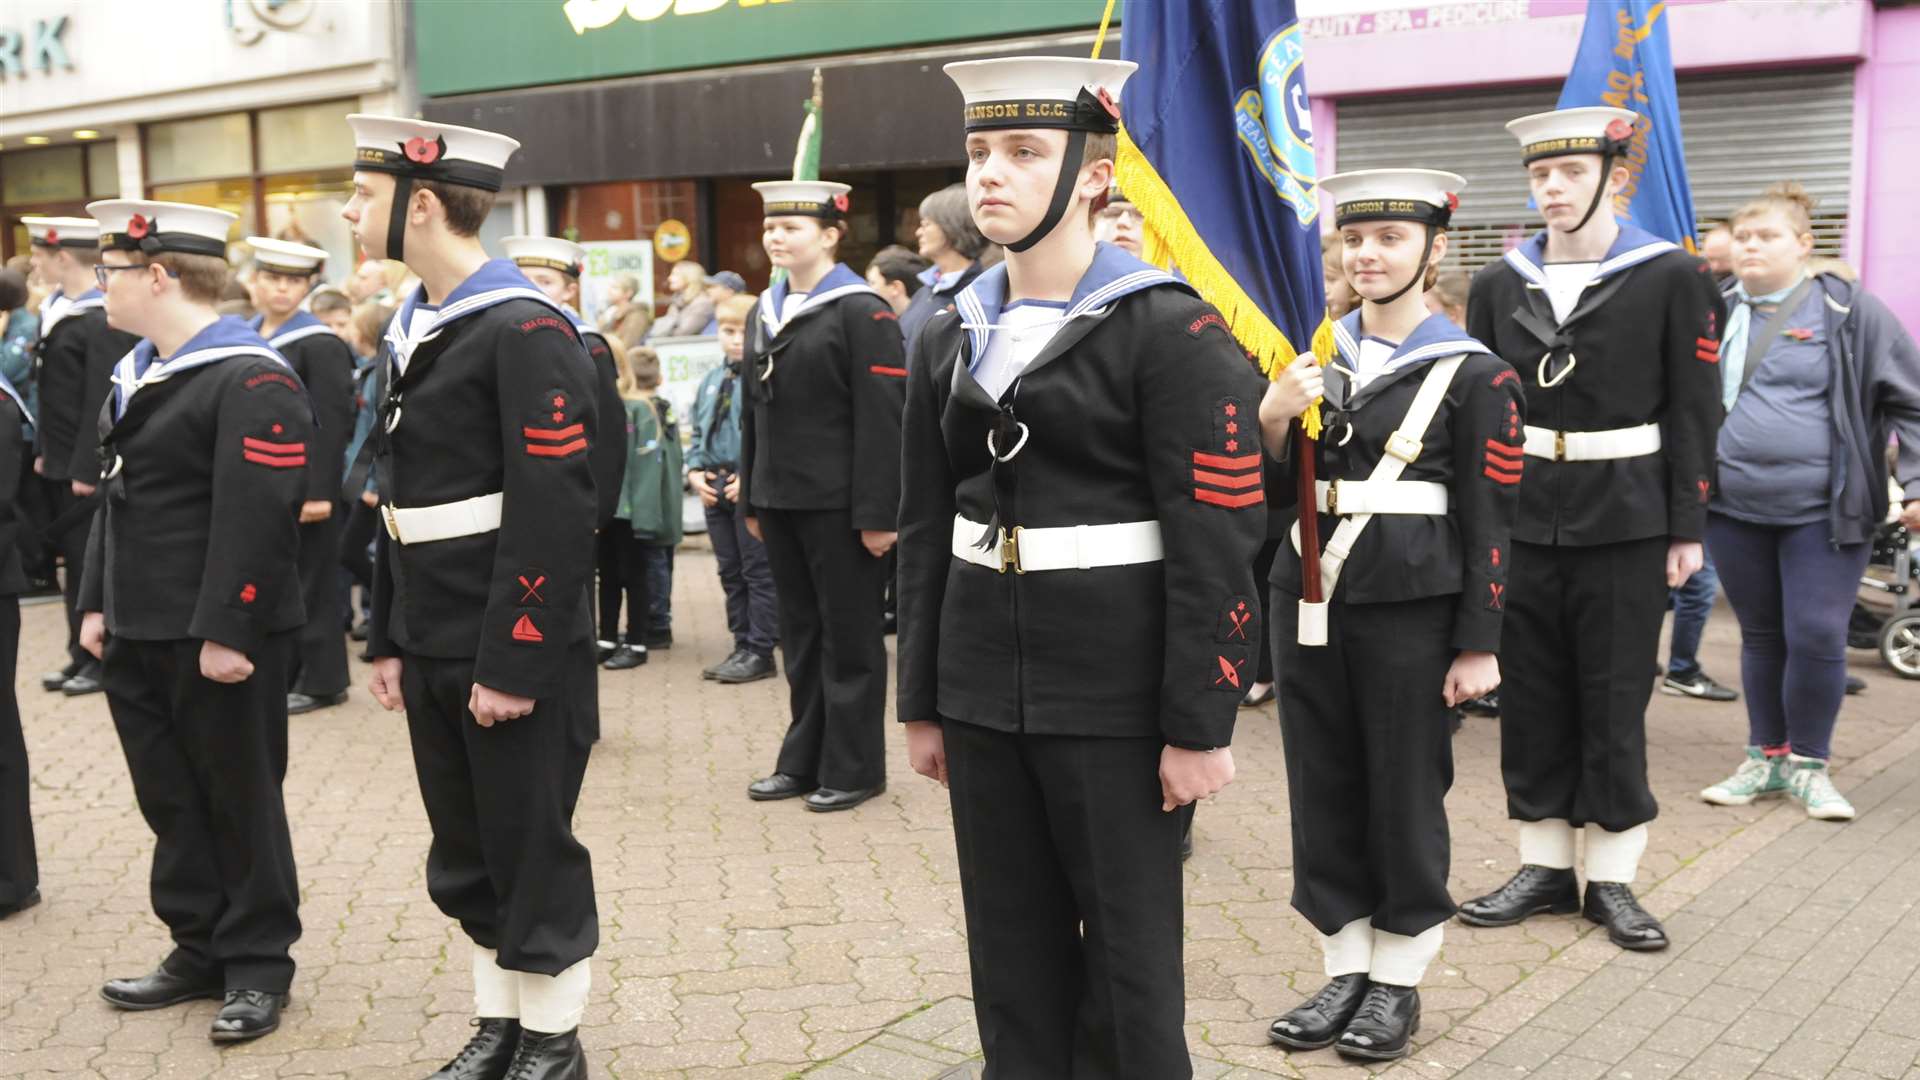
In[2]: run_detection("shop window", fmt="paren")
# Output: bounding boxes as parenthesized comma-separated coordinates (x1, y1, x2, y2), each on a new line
(258, 100, 358, 173)
(262, 170, 357, 280)
(146, 177, 256, 249)
(147, 114, 252, 185)
(1, 146, 86, 204)
(86, 142, 120, 199)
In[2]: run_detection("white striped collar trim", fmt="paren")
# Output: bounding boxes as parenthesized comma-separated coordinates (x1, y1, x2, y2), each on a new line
(268, 322, 338, 349)
(956, 268, 1175, 363)
(758, 281, 881, 338)
(112, 345, 287, 419)
(1504, 238, 1678, 288)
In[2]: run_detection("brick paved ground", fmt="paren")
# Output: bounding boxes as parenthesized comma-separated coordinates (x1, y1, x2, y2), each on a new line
(2, 543, 1915, 1078)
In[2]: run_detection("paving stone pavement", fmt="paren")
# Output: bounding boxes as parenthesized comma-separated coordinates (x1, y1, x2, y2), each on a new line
(2, 543, 1915, 1078)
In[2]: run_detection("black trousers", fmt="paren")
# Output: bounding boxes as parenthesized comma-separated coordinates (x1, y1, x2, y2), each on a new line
(339, 498, 379, 623)
(400, 651, 597, 974)
(757, 507, 887, 791)
(49, 483, 92, 669)
(1252, 538, 1281, 685)
(289, 507, 350, 697)
(1275, 592, 1455, 937)
(944, 720, 1192, 1080)
(0, 599, 36, 908)
(705, 496, 778, 658)
(1499, 537, 1666, 831)
(103, 633, 301, 992)
(596, 521, 649, 643)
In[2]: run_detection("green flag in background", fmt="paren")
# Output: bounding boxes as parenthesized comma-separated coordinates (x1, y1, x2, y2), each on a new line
(771, 69, 824, 287)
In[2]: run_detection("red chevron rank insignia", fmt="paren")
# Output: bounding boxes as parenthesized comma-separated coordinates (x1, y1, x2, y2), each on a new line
(1483, 437, 1523, 485)
(524, 422, 587, 458)
(243, 436, 306, 468)
(1193, 397, 1264, 509)
(1695, 336, 1720, 364)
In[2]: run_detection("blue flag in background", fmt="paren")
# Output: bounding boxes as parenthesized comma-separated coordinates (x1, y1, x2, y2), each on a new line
(1557, 0, 1699, 249)
(1116, 0, 1325, 373)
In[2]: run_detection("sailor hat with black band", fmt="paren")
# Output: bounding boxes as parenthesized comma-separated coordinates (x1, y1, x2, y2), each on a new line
(246, 236, 328, 275)
(1505, 106, 1638, 165)
(23, 216, 99, 250)
(346, 114, 519, 193)
(1321, 169, 1465, 230)
(752, 180, 852, 222)
(501, 234, 586, 277)
(87, 200, 235, 260)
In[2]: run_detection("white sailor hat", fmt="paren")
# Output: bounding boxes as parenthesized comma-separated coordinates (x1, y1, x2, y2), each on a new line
(943, 56, 1137, 134)
(1505, 106, 1638, 164)
(245, 236, 328, 275)
(22, 216, 99, 250)
(501, 235, 586, 277)
(87, 200, 236, 260)
(1320, 169, 1465, 229)
(345, 114, 520, 193)
(752, 180, 852, 221)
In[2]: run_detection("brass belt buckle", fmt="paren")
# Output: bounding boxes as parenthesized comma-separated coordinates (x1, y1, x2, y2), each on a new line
(381, 504, 401, 542)
(1554, 430, 1568, 462)
(997, 527, 1024, 575)
(1325, 482, 1340, 516)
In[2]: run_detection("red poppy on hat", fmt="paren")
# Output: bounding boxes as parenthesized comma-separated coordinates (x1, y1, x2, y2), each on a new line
(44, 228, 59, 244)
(402, 135, 447, 166)
(126, 214, 151, 240)
(832, 192, 850, 213)
(1096, 86, 1122, 120)
(1445, 192, 1460, 212)
(1605, 118, 1633, 141)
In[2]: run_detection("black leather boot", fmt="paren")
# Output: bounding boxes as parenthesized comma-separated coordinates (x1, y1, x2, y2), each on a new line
(100, 962, 222, 1010)
(502, 1027, 586, 1080)
(1584, 881, 1669, 950)
(747, 772, 817, 801)
(1335, 984, 1420, 1061)
(427, 1018, 522, 1079)
(1268, 973, 1370, 1050)
(1457, 865, 1580, 927)
(209, 989, 288, 1043)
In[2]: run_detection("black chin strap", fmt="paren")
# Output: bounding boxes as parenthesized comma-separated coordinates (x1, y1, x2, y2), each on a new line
(1368, 226, 1438, 307)
(1569, 152, 1615, 235)
(1005, 128, 1088, 254)
(385, 176, 414, 262)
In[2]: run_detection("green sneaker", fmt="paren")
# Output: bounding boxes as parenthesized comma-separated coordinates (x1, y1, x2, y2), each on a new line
(1700, 748, 1786, 806)
(1786, 756, 1856, 821)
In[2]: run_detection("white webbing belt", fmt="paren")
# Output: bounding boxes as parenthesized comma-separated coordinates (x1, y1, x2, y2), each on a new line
(382, 492, 504, 545)
(951, 514, 1163, 574)
(1522, 422, 1661, 462)
(1314, 479, 1450, 516)
(1294, 355, 1465, 645)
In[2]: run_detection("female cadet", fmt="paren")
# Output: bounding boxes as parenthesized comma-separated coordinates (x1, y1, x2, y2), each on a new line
(738, 181, 906, 812)
(1260, 170, 1523, 1062)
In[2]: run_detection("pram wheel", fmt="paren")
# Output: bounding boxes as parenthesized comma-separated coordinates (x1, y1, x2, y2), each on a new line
(1881, 613, 1920, 679)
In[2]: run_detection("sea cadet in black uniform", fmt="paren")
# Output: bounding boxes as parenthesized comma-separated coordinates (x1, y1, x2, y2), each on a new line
(1259, 171, 1519, 1061)
(343, 114, 599, 1080)
(25, 215, 137, 698)
(502, 234, 628, 748)
(896, 56, 1262, 1078)
(78, 199, 311, 1043)
(246, 236, 358, 717)
(0, 320, 37, 921)
(739, 179, 906, 813)
(1459, 108, 1724, 950)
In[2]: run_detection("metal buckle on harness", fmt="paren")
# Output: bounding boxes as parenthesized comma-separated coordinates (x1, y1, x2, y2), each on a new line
(381, 504, 400, 542)
(996, 526, 1025, 575)
(1384, 432, 1423, 464)
(1324, 482, 1340, 516)
(1554, 431, 1568, 462)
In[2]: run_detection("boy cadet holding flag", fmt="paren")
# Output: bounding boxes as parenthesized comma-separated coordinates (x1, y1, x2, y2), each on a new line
(343, 115, 600, 1080)
(1460, 107, 1724, 952)
(80, 199, 312, 1043)
(245, 236, 358, 716)
(896, 56, 1262, 1077)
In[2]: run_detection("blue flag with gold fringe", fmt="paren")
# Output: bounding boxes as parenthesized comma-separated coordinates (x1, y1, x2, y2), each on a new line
(1116, 0, 1325, 376)
(1556, 0, 1698, 249)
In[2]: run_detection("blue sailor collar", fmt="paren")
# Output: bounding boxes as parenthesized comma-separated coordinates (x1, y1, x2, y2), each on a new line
(41, 288, 104, 336)
(757, 262, 877, 338)
(113, 316, 289, 421)
(1333, 310, 1492, 373)
(1502, 222, 1678, 288)
(385, 259, 566, 373)
(252, 308, 337, 350)
(561, 303, 602, 340)
(954, 241, 1178, 364)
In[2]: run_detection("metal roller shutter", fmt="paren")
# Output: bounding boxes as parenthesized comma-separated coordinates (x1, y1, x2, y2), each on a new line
(1332, 68, 1855, 270)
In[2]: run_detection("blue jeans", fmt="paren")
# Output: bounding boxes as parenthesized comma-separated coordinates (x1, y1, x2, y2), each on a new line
(642, 545, 674, 636)
(1665, 550, 1720, 678)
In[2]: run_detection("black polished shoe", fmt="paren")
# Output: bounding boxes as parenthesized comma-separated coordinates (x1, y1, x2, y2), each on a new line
(349, 621, 370, 642)
(804, 785, 884, 813)
(713, 652, 776, 684)
(210, 989, 288, 1043)
(1584, 881, 1669, 951)
(101, 963, 223, 1010)
(0, 889, 40, 919)
(643, 629, 672, 650)
(1335, 984, 1420, 1061)
(61, 661, 104, 697)
(747, 773, 818, 801)
(595, 640, 619, 663)
(602, 644, 647, 670)
(703, 650, 747, 680)
(40, 660, 80, 692)
(1180, 821, 1194, 862)
(427, 1017, 522, 1079)
(1460, 692, 1500, 717)
(1268, 973, 1370, 1050)
(288, 690, 350, 715)
(1457, 865, 1580, 927)
(1846, 675, 1867, 696)
(501, 1026, 586, 1080)
(1240, 683, 1275, 709)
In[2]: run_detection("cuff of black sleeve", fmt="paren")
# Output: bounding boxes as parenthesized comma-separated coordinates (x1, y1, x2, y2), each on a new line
(1166, 738, 1225, 752)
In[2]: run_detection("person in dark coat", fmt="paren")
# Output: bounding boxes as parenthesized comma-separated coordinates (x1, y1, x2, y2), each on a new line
(896, 56, 1262, 1078)
(246, 236, 358, 716)
(0, 270, 38, 921)
(739, 179, 906, 814)
(345, 114, 601, 1080)
(80, 198, 312, 1044)
(1459, 107, 1725, 953)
